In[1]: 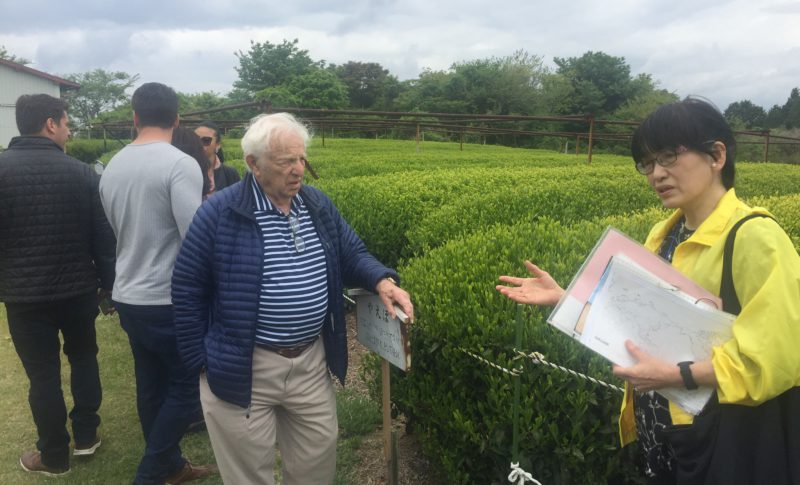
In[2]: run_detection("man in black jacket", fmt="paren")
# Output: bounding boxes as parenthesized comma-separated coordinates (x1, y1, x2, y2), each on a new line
(0, 94, 116, 476)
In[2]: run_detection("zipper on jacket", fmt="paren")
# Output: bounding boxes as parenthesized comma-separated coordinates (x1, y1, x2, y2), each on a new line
(246, 403, 252, 419)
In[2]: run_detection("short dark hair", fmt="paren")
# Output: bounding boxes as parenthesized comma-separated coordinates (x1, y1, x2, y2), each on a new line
(171, 127, 211, 196)
(132, 82, 179, 129)
(15, 94, 68, 135)
(631, 97, 736, 189)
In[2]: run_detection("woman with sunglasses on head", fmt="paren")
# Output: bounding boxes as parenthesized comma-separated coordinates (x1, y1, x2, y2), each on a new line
(497, 97, 800, 484)
(195, 120, 241, 197)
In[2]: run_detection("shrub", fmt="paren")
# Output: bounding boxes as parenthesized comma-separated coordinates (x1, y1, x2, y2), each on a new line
(736, 164, 800, 197)
(226, 159, 247, 177)
(308, 138, 631, 180)
(746, 193, 800, 250)
(67, 139, 108, 164)
(316, 164, 644, 268)
(405, 168, 657, 254)
(391, 209, 665, 484)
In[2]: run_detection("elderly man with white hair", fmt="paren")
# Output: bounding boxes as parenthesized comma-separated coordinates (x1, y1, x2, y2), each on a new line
(172, 112, 413, 484)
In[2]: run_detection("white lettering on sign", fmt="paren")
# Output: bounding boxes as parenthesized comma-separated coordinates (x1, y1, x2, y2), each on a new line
(350, 290, 411, 371)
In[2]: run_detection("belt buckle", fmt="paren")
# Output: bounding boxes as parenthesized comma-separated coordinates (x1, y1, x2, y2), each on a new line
(276, 341, 311, 358)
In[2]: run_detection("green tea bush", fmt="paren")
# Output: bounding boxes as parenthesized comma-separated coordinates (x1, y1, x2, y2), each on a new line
(318, 167, 535, 266)
(317, 165, 645, 268)
(746, 193, 800, 250)
(67, 139, 108, 164)
(226, 159, 247, 177)
(736, 164, 800, 197)
(308, 138, 631, 180)
(392, 209, 665, 484)
(221, 139, 244, 161)
(406, 169, 657, 254)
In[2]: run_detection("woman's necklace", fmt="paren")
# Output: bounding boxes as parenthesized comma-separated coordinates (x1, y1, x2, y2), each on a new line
(677, 219, 696, 243)
(660, 217, 695, 263)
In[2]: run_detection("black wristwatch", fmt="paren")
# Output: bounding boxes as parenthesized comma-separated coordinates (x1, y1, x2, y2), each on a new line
(677, 361, 698, 390)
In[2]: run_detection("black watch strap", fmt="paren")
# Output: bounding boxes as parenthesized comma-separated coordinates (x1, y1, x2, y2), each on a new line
(678, 361, 698, 390)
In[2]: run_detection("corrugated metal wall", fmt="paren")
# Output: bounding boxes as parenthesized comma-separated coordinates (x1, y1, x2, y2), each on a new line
(0, 65, 61, 148)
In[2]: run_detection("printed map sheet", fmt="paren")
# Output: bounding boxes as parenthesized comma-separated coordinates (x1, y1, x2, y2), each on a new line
(581, 256, 734, 414)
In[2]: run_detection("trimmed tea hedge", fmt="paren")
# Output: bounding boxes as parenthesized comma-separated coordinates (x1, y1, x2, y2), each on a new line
(66, 139, 108, 164)
(309, 139, 633, 179)
(735, 163, 800, 198)
(405, 170, 657, 255)
(393, 209, 666, 484)
(746, 193, 800, 250)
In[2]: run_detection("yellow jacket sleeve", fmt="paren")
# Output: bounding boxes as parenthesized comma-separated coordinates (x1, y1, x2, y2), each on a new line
(712, 216, 800, 405)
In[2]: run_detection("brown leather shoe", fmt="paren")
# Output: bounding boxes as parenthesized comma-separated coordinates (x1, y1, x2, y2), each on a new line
(19, 451, 70, 477)
(165, 461, 218, 484)
(74, 436, 102, 456)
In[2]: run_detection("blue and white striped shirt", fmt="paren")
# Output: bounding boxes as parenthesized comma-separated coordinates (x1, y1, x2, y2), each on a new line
(251, 178, 328, 347)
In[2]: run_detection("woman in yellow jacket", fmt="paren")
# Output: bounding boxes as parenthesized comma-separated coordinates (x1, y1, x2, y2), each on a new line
(497, 98, 800, 484)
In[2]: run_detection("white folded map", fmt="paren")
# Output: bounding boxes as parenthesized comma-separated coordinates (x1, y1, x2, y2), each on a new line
(547, 227, 735, 415)
(581, 255, 734, 414)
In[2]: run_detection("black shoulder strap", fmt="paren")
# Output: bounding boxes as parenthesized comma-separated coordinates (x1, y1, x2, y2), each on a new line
(720, 214, 774, 315)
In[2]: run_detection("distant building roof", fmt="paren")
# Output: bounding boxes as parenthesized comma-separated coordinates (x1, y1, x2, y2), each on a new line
(0, 57, 80, 90)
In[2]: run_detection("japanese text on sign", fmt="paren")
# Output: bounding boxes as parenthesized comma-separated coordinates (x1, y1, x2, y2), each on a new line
(351, 291, 411, 371)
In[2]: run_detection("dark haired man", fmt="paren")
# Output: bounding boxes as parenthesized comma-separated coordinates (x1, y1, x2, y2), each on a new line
(100, 82, 215, 484)
(0, 94, 116, 476)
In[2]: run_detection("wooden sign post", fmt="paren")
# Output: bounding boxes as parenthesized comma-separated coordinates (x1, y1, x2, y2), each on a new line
(349, 289, 411, 485)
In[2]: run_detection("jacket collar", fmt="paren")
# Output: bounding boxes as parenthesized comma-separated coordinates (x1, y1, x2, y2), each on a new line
(8, 135, 63, 152)
(231, 172, 321, 219)
(651, 188, 747, 248)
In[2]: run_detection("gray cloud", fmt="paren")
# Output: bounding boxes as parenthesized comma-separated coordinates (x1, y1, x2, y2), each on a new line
(1, 0, 797, 109)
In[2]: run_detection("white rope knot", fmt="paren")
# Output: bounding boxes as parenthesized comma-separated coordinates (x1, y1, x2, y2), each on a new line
(508, 462, 542, 485)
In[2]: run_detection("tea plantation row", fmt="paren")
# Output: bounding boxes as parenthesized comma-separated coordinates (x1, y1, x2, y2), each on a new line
(299, 139, 800, 484)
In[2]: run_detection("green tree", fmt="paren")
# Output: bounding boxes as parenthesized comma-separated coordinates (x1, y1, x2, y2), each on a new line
(393, 69, 470, 113)
(766, 104, 785, 128)
(395, 50, 547, 115)
(256, 68, 348, 109)
(451, 50, 546, 115)
(234, 38, 322, 96)
(783, 88, 800, 129)
(539, 73, 576, 115)
(179, 91, 228, 113)
(0, 45, 30, 65)
(724, 100, 767, 129)
(553, 51, 634, 115)
(332, 61, 399, 110)
(613, 75, 679, 121)
(64, 69, 139, 129)
(764, 88, 800, 129)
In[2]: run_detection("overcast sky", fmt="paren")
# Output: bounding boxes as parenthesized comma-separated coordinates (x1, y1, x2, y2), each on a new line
(2, 0, 799, 111)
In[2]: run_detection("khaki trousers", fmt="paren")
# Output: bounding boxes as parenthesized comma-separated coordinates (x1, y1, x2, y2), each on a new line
(200, 338, 337, 485)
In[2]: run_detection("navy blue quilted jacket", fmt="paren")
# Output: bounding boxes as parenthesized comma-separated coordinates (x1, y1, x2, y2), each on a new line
(172, 173, 397, 408)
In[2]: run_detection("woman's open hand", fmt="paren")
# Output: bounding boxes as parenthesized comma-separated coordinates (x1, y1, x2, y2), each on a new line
(496, 260, 565, 306)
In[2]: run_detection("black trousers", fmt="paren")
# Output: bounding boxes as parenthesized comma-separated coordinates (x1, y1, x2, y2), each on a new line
(5, 292, 102, 469)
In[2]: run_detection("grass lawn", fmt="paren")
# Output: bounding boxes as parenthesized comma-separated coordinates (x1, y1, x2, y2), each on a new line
(0, 305, 379, 484)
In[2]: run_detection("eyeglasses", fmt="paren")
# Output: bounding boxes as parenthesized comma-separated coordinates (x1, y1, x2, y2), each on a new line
(199, 136, 214, 146)
(635, 146, 689, 175)
(288, 214, 306, 253)
(635, 140, 718, 175)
